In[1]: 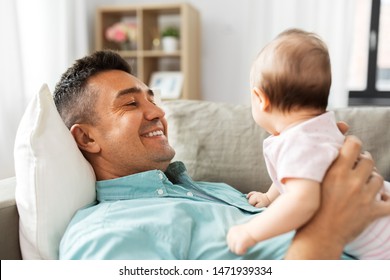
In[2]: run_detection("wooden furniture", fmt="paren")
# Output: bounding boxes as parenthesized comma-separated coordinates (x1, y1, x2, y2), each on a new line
(95, 3, 200, 100)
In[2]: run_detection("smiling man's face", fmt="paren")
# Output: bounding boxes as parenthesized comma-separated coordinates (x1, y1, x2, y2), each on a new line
(76, 69, 176, 180)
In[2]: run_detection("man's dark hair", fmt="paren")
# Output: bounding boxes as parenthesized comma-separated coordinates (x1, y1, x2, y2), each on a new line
(53, 50, 132, 129)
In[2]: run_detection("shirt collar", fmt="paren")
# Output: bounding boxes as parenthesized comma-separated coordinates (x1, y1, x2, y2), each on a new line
(96, 161, 188, 202)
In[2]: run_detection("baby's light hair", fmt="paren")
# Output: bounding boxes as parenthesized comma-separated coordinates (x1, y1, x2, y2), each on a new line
(250, 28, 331, 112)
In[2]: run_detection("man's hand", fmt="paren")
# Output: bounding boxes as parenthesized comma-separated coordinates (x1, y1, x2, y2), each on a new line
(318, 136, 388, 244)
(336, 121, 349, 135)
(285, 135, 390, 259)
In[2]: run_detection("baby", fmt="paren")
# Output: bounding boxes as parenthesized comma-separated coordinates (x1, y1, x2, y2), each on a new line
(226, 28, 390, 259)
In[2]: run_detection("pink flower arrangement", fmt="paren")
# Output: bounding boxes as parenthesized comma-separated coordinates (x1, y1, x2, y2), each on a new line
(105, 22, 137, 43)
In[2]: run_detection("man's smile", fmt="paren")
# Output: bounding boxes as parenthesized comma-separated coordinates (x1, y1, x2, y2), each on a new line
(142, 130, 164, 137)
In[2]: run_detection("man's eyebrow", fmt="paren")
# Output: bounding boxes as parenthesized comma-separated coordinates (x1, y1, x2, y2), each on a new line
(116, 87, 154, 98)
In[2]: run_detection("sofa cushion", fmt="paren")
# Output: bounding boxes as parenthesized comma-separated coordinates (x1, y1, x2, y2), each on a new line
(14, 84, 96, 259)
(164, 100, 390, 194)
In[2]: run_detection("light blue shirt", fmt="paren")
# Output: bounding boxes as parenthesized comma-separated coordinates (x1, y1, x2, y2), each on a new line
(59, 161, 333, 259)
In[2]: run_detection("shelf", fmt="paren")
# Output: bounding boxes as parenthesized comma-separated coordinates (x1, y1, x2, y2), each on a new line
(141, 50, 181, 57)
(117, 50, 138, 57)
(95, 3, 200, 100)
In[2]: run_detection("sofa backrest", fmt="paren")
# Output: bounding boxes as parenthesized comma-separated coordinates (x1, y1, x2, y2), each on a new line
(164, 100, 390, 194)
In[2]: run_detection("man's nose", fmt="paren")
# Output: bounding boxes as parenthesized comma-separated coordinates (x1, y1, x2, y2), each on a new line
(144, 102, 165, 120)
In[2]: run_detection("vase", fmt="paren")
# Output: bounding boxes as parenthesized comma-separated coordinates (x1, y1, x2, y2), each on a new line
(162, 36, 179, 52)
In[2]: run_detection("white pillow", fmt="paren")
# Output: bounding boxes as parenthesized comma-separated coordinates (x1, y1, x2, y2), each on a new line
(14, 84, 96, 259)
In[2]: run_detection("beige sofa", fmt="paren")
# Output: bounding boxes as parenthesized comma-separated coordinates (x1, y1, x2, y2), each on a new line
(1, 100, 390, 260)
(0, 177, 21, 259)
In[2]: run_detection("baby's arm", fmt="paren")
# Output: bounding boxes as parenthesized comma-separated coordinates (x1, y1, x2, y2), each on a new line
(247, 183, 280, 208)
(227, 178, 320, 255)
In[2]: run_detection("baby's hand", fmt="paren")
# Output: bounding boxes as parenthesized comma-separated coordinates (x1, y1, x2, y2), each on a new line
(226, 224, 257, 255)
(247, 191, 271, 208)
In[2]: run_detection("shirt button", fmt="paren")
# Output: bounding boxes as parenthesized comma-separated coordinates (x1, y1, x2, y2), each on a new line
(157, 189, 164, 195)
(158, 172, 164, 180)
(186, 192, 194, 197)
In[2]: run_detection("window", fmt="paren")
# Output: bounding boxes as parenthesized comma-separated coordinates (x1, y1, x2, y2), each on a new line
(349, 0, 390, 105)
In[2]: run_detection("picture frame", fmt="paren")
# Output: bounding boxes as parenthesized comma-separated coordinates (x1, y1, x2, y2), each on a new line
(149, 71, 183, 99)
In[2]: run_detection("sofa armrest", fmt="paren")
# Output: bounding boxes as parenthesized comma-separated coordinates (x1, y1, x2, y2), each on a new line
(0, 177, 22, 260)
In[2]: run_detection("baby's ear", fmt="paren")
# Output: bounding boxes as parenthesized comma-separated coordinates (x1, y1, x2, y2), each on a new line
(251, 87, 270, 111)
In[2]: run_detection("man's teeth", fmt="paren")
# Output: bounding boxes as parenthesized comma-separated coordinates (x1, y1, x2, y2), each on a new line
(144, 130, 164, 137)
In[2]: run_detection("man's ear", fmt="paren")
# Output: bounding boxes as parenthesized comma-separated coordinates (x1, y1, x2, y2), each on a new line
(251, 87, 270, 111)
(70, 124, 101, 154)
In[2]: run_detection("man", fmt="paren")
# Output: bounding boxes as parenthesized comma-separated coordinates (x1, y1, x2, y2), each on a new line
(54, 50, 390, 259)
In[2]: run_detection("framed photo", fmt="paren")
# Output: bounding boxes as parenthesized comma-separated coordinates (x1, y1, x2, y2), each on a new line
(149, 71, 183, 99)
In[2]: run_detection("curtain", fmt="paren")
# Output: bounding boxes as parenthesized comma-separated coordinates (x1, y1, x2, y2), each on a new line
(244, 0, 356, 108)
(0, 0, 25, 179)
(0, 0, 88, 179)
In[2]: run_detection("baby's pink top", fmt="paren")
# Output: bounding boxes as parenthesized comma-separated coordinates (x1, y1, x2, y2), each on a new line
(263, 111, 345, 193)
(263, 111, 390, 259)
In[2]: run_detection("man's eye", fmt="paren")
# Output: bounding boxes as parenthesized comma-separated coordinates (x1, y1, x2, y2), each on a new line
(125, 102, 137, 106)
